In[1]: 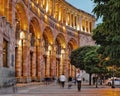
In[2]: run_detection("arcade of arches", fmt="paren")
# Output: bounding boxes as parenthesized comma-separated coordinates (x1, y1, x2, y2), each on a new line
(0, 0, 95, 83)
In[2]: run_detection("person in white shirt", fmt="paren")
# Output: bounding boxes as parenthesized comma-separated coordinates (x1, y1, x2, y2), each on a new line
(76, 70, 83, 91)
(59, 73, 66, 88)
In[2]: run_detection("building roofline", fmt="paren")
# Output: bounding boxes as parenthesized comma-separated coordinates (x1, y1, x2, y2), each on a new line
(64, 0, 95, 19)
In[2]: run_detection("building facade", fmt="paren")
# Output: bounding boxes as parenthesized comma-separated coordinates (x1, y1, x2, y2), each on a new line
(0, 0, 95, 86)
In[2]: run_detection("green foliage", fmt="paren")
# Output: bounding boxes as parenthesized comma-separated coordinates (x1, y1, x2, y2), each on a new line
(84, 49, 101, 74)
(70, 46, 96, 69)
(92, 0, 120, 67)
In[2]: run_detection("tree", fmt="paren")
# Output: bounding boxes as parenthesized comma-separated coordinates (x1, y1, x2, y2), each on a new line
(70, 46, 101, 85)
(92, 0, 120, 88)
(92, 0, 120, 66)
(84, 49, 100, 86)
(70, 46, 96, 70)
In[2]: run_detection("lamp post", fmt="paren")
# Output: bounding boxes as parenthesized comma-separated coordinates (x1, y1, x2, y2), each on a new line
(74, 68, 76, 85)
(105, 57, 115, 88)
(111, 65, 115, 88)
(20, 31, 25, 82)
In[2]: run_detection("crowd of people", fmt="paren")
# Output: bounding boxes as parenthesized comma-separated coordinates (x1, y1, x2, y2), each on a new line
(43, 69, 85, 92)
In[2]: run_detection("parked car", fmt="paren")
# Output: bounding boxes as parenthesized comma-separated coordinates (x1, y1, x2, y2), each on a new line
(105, 78, 120, 86)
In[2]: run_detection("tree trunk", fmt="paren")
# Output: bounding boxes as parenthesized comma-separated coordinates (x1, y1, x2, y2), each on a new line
(95, 75, 98, 88)
(89, 73, 92, 85)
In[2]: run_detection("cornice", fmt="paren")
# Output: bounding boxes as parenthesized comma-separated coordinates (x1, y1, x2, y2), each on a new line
(63, 0, 95, 20)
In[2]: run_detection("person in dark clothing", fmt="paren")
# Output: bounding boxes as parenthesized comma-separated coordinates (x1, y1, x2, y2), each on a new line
(68, 76, 72, 89)
(93, 77, 96, 85)
(76, 70, 83, 91)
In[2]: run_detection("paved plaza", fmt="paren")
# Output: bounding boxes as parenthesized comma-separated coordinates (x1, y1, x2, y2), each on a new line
(0, 82, 120, 96)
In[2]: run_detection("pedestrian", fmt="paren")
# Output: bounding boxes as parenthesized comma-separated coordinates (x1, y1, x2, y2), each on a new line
(13, 79, 17, 93)
(93, 76, 96, 85)
(68, 76, 73, 89)
(76, 70, 83, 91)
(59, 73, 66, 88)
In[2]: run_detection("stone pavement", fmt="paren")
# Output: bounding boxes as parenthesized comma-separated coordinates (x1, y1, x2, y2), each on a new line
(0, 82, 120, 96)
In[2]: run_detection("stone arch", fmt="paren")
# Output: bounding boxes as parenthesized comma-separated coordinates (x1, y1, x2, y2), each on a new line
(15, 1, 29, 82)
(55, 33, 66, 55)
(55, 33, 66, 76)
(42, 26, 54, 77)
(29, 17, 41, 46)
(67, 38, 78, 77)
(30, 17, 41, 38)
(29, 17, 41, 81)
(0, 0, 12, 23)
(43, 26, 54, 46)
(15, 1, 28, 31)
(68, 38, 78, 50)
(55, 33, 66, 49)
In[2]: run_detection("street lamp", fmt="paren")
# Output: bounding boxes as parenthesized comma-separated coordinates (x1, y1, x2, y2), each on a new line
(111, 65, 115, 88)
(105, 57, 115, 88)
(74, 68, 76, 85)
(20, 31, 25, 81)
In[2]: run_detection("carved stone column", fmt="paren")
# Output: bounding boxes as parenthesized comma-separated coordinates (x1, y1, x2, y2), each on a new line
(21, 32, 31, 83)
(63, 48, 69, 78)
(39, 39, 45, 80)
(31, 46, 36, 81)
(51, 45, 56, 77)
(36, 39, 41, 81)
(15, 42, 22, 82)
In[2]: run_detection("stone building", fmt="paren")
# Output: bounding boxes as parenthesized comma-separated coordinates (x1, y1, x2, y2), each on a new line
(0, 0, 95, 86)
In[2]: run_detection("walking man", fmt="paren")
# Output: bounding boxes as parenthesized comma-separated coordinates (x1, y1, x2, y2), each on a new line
(59, 73, 66, 88)
(76, 70, 83, 91)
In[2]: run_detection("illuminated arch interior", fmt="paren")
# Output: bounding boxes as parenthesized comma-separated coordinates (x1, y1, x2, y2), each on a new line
(55, 33, 66, 49)
(68, 38, 78, 50)
(30, 17, 41, 39)
(43, 27, 54, 45)
(16, 2, 28, 30)
(0, 0, 12, 23)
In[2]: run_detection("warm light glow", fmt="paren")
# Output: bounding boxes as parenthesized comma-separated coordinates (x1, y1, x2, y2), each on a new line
(57, 23, 59, 27)
(44, 15, 48, 22)
(46, 1, 49, 13)
(24, 25, 27, 30)
(58, 11, 61, 21)
(77, 26, 80, 31)
(36, 0, 39, 4)
(20, 31, 25, 39)
(38, 8, 40, 16)
(0, 7, 4, 15)
(61, 49, 65, 54)
(36, 39, 39, 46)
(105, 57, 110, 61)
(31, 2, 34, 8)
(17, 40, 21, 46)
(66, 22, 68, 26)
(63, 26, 66, 30)
(48, 45, 52, 51)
